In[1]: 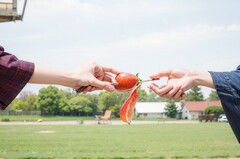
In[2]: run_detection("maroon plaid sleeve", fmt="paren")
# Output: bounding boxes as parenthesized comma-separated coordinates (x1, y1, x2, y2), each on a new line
(0, 45, 34, 110)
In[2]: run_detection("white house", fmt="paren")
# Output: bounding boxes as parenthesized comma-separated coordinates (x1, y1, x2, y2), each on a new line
(135, 102, 181, 118)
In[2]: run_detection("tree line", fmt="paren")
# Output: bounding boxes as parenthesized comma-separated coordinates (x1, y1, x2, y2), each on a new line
(7, 86, 220, 117)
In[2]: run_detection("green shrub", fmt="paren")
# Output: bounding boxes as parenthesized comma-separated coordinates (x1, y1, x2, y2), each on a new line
(204, 106, 224, 117)
(1, 118, 10, 122)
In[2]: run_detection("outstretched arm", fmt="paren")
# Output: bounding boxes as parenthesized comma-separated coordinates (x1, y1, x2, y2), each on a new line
(29, 62, 120, 92)
(148, 68, 215, 100)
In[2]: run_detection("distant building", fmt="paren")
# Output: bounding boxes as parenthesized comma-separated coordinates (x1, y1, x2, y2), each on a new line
(0, 0, 27, 23)
(181, 101, 222, 120)
(135, 102, 181, 118)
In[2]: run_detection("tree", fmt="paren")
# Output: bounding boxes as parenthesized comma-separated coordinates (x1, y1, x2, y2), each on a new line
(98, 91, 119, 111)
(204, 106, 224, 117)
(185, 86, 204, 101)
(137, 89, 147, 102)
(108, 104, 120, 117)
(81, 94, 99, 115)
(58, 97, 70, 116)
(146, 90, 161, 102)
(61, 88, 77, 100)
(69, 96, 92, 116)
(12, 91, 38, 111)
(208, 90, 220, 101)
(37, 86, 63, 115)
(12, 100, 28, 110)
(164, 100, 178, 118)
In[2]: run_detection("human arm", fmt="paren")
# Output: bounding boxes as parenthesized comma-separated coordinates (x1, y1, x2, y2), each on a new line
(0, 48, 34, 110)
(148, 68, 215, 100)
(209, 66, 240, 143)
(29, 62, 120, 93)
(149, 66, 240, 143)
(0, 45, 120, 110)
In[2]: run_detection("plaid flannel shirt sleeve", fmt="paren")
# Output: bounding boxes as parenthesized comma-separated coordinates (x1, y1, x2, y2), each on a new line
(0, 45, 34, 110)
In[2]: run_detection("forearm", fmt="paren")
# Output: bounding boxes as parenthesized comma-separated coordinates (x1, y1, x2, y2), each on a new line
(190, 70, 216, 89)
(28, 65, 79, 89)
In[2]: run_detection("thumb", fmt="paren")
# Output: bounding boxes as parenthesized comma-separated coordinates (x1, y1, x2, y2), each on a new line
(150, 69, 172, 79)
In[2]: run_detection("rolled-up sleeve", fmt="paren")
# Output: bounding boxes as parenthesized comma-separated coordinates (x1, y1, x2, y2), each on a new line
(209, 66, 240, 143)
(0, 45, 34, 110)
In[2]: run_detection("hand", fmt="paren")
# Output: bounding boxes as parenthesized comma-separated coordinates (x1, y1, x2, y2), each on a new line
(74, 62, 120, 93)
(29, 62, 120, 93)
(148, 68, 194, 100)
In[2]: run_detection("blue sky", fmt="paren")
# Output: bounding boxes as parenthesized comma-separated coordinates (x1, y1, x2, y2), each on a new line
(1, 0, 240, 97)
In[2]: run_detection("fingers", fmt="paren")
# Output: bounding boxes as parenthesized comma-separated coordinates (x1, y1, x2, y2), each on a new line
(173, 89, 183, 99)
(148, 83, 186, 101)
(161, 86, 180, 99)
(171, 89, 186, 100)
(89, 78, 115, 92)
(149, 69, 172, 79)
(148, 83, 173, 96)
(103, 73, 116, 83)
(102, 66, 121, 75)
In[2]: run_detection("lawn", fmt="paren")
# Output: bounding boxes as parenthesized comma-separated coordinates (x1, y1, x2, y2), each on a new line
(0, 123, 239, 159)
(0, 115, 95, 121)
(0, 115, 176, 122)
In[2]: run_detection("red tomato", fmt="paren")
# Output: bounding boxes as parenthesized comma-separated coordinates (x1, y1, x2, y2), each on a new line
(114, 73, 139, 92)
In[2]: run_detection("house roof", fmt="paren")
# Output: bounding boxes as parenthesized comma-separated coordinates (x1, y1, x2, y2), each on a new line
(184, 101, 222, 112)
(135, 102, 181, 113)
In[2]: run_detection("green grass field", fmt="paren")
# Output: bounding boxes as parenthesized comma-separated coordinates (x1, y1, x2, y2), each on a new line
(0, 115, 176, 122)
(0, 115, 95, 121)
(0, 123, 239, 159)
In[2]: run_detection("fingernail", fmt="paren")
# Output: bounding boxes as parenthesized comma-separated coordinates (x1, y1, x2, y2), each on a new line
(107, 85, 115, 92)
(152, 83, 158, 87)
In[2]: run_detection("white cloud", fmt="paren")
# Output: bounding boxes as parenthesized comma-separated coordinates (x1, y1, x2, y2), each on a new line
(24, 0, 175, 23)
(226, 24, 240, 31)
(8, 32, 54, 42)
(24, 0, 101, 22)
(93, 24, 240, 50)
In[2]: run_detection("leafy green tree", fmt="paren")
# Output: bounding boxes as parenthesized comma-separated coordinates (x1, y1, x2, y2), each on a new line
(25, 93, 38, 111)
(146, 90, 161, 102)
(58, 98, 70, 115)
(81, 94, 99, 115)
(13, 91, 38, 111)
(7, 91, 37, 111)
(137, 89, 147, 102)
(69, 96, 92, 116)
(117, 92, 131, 105)
(108, 104, 120, 117)
(7, 99, 18, 110)
(208, 90, 220, 101)
(204, 106, 224, 117)
(98, 91, 119, 111)
(61, 88, 77, 100)
(13, 100, 28, 110)
(58, 92, 70, 115)
(164, 100, 178, 118)
(185, 86, 204, 101)
(37, 86, 63, 115)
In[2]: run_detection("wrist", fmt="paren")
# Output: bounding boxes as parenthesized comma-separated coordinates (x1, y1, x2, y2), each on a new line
(190, 70, 215, 88)
(60, 71, 80, 89)
(188, 70, 201, 87)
